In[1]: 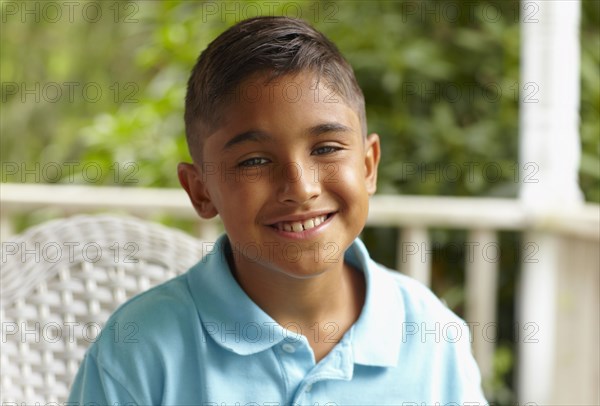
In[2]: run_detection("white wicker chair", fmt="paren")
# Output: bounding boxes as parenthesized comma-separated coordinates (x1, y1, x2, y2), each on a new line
(0, 214, 208, 404)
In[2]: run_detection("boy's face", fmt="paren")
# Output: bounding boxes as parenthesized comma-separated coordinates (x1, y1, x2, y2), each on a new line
(178, 71, 380, 279)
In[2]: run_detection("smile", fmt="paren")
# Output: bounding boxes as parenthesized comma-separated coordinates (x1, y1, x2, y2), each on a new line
(271, 213, 333, 233)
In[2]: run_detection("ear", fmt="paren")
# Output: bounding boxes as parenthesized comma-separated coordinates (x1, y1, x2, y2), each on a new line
(177, 162, 219, 219)
(364, 133, 381, 195)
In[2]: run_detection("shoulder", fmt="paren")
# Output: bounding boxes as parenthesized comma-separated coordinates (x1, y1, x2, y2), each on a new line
(88, 272, 201, 373)
(369, 262, 486, 399)
(95, 272, 198, 349)
(351, 239, 458, 324)
(372, 262, 456, 320)
(77, 273, 201, 402)
(369, 261, 473, 349)
(109, 273, 193, 324)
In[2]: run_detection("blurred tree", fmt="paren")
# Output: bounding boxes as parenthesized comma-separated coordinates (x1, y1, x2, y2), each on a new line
(2, 0, 597, 200)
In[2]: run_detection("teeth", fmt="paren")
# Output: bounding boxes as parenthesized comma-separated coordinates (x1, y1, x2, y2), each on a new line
(278, 215, 328, 232)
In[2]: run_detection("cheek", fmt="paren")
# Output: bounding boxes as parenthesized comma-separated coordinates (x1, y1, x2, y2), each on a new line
(327, 159, 366, 189)
(220, 177, 272, 208)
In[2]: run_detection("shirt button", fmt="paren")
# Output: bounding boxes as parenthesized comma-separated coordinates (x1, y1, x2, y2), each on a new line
(281, 343, 296, 353)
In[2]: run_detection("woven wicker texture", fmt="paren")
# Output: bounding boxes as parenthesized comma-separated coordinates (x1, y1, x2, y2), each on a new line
(1, 214, 207, 403)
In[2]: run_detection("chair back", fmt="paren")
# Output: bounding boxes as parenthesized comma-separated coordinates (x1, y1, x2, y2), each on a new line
(1, 215, 207, 403)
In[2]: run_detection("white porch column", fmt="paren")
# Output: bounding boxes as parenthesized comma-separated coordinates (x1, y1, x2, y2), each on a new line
(518, 0, 582, 404)
(519, 0, 583, 207)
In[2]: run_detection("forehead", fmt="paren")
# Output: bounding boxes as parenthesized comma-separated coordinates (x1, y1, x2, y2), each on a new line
(204, 71, 361, 148)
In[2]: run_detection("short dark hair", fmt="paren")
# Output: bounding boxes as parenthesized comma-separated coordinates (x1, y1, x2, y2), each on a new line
(184, 16, 366, 162)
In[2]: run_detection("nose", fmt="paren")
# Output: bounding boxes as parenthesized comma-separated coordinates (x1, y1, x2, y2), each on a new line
(276, 161, 321, 205)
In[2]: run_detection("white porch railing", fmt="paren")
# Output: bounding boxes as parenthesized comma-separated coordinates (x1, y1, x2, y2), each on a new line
(1, 182, 599, 402)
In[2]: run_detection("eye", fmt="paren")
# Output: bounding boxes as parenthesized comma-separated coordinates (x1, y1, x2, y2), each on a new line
(312, 145, 341, 155)
(238, 157, 270, 167)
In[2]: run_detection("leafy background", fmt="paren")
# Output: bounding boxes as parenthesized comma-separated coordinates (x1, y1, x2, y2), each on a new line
(2, 0, 599, 403)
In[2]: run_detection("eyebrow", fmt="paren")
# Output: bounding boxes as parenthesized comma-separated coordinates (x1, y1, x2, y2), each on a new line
(222, 130, 272, 152)
(221, 122, 353, 152)
(307, 122, 353, 137)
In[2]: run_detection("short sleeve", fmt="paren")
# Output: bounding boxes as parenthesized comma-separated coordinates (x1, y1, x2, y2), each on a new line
(456, 322, 488, 401)
(68, 351, 138, 405)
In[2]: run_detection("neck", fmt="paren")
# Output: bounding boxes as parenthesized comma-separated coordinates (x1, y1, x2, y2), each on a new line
(227, 249, 365, 332)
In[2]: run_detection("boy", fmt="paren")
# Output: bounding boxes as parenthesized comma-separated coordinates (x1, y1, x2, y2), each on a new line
(69, 16, 486, 404)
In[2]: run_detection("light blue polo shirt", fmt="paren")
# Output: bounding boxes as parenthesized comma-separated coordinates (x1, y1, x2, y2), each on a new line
(69, 235, 487, 405)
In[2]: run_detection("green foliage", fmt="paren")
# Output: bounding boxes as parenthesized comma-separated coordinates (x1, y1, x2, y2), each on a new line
(580, 0, 600, 202)
(326, 0, 523, 198)
(2, 0, 598, 200)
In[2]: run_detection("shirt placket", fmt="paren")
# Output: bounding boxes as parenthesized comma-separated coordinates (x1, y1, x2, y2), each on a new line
(289, 333, 355, 405)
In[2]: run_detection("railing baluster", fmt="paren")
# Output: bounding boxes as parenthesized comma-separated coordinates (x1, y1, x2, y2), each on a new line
(398, 227, 431, 287)
(465, 229, 498, 388)
(1, 216, 14, 243)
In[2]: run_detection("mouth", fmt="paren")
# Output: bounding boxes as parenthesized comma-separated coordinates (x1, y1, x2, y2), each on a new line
(269, 213, 335, 233)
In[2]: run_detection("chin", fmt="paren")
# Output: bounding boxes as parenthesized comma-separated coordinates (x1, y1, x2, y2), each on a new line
(274, 253, 345, 278)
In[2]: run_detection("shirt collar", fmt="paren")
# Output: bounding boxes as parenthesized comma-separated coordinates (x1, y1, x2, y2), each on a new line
(345, 238, 404, 367)
(187, 235, 404, 366)
(187, 235, 288, 355)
